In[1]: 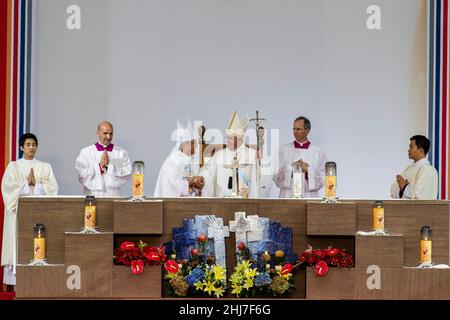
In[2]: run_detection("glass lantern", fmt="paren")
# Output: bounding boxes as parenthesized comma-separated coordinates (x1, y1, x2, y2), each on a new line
(33, 223, 46, 261)
(373, 201, 384, 232)
(132, 161, 145, 198)
(420, 226, 432, 264)
(291, 162, 303, 199)
(84, 195, 96, 230)
(324, 161, 337, 201)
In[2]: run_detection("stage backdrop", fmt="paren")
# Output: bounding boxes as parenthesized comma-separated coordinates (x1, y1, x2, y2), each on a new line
(28, 0, 429, 199)
(1, 0, 33, 286)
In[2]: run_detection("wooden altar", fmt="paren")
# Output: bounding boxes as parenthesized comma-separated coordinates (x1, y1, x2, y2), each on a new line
(14, 197, 450, 299)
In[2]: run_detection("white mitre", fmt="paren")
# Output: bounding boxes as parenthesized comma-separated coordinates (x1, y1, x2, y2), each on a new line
(226, 111, 249, 138)
(171, 119, 196, 151)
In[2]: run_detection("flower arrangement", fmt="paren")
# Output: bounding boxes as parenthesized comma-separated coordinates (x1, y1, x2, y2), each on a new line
(230, 242, 297, 297)
(296, 245, 354, 276)
(164, 234, 226, 298)
(113, 240, 166, 275)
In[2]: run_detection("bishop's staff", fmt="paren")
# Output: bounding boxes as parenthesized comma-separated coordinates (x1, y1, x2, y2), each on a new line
(250, 110, 266, 199)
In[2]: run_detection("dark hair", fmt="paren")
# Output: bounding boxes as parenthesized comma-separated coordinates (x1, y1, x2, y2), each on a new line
(294, 116, 311, 130)
(410, 135, 430, 155)
(19, 133, 38, 147)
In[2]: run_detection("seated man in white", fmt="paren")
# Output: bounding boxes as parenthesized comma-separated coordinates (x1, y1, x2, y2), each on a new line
(75, 121, 132, 196)
(391, 135, 438, 199)
(201, 112, 257, 198)
(1, 133, 58, 290)
(154, 120, 205, 197)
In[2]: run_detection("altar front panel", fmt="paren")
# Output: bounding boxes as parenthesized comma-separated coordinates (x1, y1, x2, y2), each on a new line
(15, 197, 450, 299)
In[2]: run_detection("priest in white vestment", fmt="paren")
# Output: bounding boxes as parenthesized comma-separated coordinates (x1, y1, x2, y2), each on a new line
(391, 135, 438, 199)
(154, 120, 204, 197)
(274, 116, 326, 198)
(1, 133, 58, 287)
(201, 112, 258, 198)
(75, 121, 132, 196)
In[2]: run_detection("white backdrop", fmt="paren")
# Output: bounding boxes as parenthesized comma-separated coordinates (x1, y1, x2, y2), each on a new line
(30, 0, 428, 198)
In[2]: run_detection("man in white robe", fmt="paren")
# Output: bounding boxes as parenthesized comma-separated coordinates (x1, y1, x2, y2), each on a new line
(202, 112, 258, 198)
(154, 121, 204, 197)
(274, 116, 326, 198)
(75, 121, 132, 196)
(1, 133, 58, 289)
(391, 135, 438, 199)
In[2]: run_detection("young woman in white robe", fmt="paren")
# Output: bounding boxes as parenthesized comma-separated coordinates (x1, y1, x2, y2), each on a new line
(1, 133, 58, 287)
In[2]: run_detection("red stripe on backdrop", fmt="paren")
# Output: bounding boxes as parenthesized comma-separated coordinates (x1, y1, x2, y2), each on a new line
(0, 0, 9, 287)
(12, 0, 18, 161)
(441, 0, 448, 198)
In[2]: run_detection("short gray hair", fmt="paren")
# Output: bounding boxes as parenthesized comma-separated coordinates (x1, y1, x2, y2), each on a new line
(294, 116, 311, 130)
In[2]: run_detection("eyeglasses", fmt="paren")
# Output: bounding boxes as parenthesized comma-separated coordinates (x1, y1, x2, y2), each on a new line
(293, 128, 305, 131)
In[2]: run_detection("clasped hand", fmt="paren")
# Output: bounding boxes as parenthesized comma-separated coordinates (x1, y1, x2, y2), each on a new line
(396, 174, 409, 189)
(100, 151, 109, 169)
(295, 159, 309, 173)
(189, 176, 205, 190)
(27, 168, 36, 186)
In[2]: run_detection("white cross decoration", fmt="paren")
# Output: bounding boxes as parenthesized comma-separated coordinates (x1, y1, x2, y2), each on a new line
(207, 216, 230, 270)
(229, 212, 253, 247)
(246, 215, 263, 242)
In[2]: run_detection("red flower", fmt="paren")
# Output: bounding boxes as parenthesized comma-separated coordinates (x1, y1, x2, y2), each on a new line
(237, 242, 246, 251)
(131, 259, 144, 275)
(120, 242, 136, 251)
(164, 260, 179, 273)
(197, 234, 207, 242)
(326, 248, 339, 257)
(314, 261, 329, 277)
(281, 263, 294, 276)
(313, 249, 324, 259)
(143, 247, 161, 261)
(306, 254, 316, 265)
(191, 248, 199, 256)
(157, 246, 167, 262)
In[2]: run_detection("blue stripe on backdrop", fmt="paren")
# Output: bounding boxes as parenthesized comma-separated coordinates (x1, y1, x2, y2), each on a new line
(434, 0, 441, 189)
(18, 0, 26, 158)
(429, 0, 435, 165)
(26, 0, 32, 133)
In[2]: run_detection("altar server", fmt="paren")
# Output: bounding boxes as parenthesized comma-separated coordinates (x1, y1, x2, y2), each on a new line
(1, 133, 58, 288)
(201, 112, 258, 198)
(154, 120, 204, 197)
(75, 121, 132, 196)
(391, 135, 438, 199)
(274, 116, 327, 198)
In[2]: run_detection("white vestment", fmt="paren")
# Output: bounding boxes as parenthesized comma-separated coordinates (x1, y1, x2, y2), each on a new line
(259, 157, 275, 198)
(75, 144, 132, 196)
(1, 158, 58, 285)
(390, 158, 438, 199)
(201, 144, 258, 198)
(154, 151, 200, 197)
(274, 142, 326, 198)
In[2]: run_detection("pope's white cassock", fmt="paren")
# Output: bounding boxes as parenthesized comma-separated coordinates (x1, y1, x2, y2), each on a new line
(201, 144, 258, 198)
(274, 141, 326, 198)
(1, 158, 58, 285)
(154, 150, 200, 197)
(259, 157, 275, 198)
(390, 158, 438, 199)
(75, 143, 132, 196)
